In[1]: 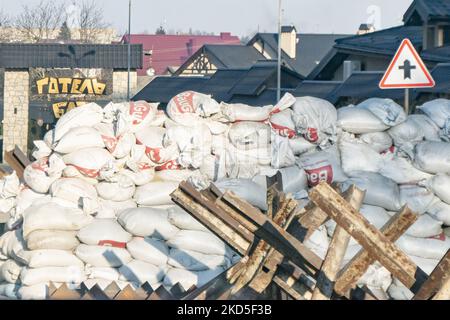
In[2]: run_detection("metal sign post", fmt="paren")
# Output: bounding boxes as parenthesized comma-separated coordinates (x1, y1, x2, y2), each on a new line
(405, 88, 409, 114)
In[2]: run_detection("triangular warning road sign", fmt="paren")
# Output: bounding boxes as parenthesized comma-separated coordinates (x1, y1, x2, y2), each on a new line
(379, 38, 435, 89)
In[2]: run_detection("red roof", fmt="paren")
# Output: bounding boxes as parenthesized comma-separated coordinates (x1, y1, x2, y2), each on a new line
(121, 33, 241, 76)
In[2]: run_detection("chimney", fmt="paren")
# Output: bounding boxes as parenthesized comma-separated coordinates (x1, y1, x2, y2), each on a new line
(220, 32, 231, 39)
(280, 25, 298, 59)
(187, 39, 196, 56)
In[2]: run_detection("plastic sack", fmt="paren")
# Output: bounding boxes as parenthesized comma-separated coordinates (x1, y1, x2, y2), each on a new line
(408, 114, 441, 142)
(414, 142, 450, 174)
(167, 206, 209, 232)
(63, 148, 114, 179)
(20, 266, 86, 287)
(54, 126, 105, 154)
(215, 178, 268, 211)
(118, 260, 165, 285)
(77, 219, 132, 247)
(417, 99, 450, 128)
(126, 237, 169, 266)
(339, 135, 383, 174)
(357, 98, 406, 126)
(360, 132, 393, 153)
(167, 91, 220, 125)
(134, 181, 179, 206)
(118, 207, 179, 240)
(421, 174, 450, 205)
(399, 185, 436, 214)
(75, 244, 132, 268)
(26, 230, 79, 251)
(167, 230, 228, 256)
(337, 105, 389, 133)
(168, 249, 230, 271)
(24, 155, 66, 194)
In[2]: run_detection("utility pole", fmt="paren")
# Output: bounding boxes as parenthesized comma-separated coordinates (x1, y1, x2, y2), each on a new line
(127, 0, 132, 101)
(277, 0, 282, 102)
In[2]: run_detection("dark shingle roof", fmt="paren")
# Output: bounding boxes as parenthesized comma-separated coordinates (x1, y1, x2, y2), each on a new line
(204, 45, 266, 69)
(0, 43, 143, 69)
(334, 26, 424, 56)
(404, 0, 450, 24)
(249, 33, 350, 77)
(419, 63, 450, 93)
(132, 76, 208, 103)
(329, 72, 406, 101)
(293, 81, 342, 103)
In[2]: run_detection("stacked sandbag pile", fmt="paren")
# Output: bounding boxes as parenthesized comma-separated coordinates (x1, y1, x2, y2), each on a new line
(0, 90, 449, 300)
(0, 98, 244, 299)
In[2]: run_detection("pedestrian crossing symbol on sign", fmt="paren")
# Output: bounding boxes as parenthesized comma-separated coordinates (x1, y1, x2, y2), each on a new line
(379, 38, 435, 89)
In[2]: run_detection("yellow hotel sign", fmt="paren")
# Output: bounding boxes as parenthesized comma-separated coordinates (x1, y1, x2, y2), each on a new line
(36, 77, 107, 95)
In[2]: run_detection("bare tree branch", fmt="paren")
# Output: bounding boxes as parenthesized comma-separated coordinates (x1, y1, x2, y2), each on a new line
(0, 9, 13, 42)
(76, 0, 110, 43)
(15, 0, 65, 43)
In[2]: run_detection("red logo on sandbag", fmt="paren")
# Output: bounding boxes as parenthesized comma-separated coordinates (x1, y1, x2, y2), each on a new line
(71, 165, 99, 178)
(305, 165, 333, 186)
(270, 122, 296, 139)
(428, 232, 446, 241)
(173, 91, 195, 114)
(101, 135, 118, 153)
(31, 157, 49, 172)
(98, 240, 127, 248)
(138, 162, 152, 171)
(304, 128, 319, 143)
(156, 160, 181, 171)
(130, 101, 151, 125)
(146, 147, 163, 164)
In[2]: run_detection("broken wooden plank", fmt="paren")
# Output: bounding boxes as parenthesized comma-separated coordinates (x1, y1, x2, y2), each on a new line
(221, 191, 323, 275)
(272, 276, 306, 300)
(171, 188, 250, 255)
(309, 182, 428, 294)
(311, 186, 366, 300)
(231, 197, 298, 294)
(433, 276, 450, 300)
(114, 285, 141, 300)
(103, 282, 122, 299)
(147, 286, 174, 300)
(335, 207, 418, 297)
(413, 250, 450, 300)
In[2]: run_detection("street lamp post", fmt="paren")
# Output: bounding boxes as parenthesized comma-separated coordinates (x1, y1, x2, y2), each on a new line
(277, 0, 282, 103)
(127, 0, 132, 101)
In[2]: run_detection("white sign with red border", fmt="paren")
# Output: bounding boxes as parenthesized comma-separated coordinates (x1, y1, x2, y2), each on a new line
(379, 38, 435, 89)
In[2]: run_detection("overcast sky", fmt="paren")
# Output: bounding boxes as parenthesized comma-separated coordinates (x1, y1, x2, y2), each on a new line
(0, 0, 414, 37)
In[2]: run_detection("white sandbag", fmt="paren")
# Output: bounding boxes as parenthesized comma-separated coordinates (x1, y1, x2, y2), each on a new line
(121, 167, 155, 186)
(53, 102, 104, 142)
(357, 98, 406, 126)
(54, 126, 105, 154)
(20, 266, 86, 286)
(75, 244, 132, 267)
(15, 188, 47, 217)
(24, 155, 66, 194)
(0, 198, 15, 214)
(379, 155, 433, 184)
(62, 166, 98, 185)
(298, 145, 347, 186)
(396, 234, 450, 260)
(111, 133, 135, 159)
(126, 237, 169, 266)
(77, 219, 132, 247)
(228, 122, 271, 150)
(0, 229, 26, 260)
(421, 174, 450, 205)
(26, 230, 79, 251)
(360, 132, 393, 153)
(277, 166, 308, 194)
(292, 96, 337, 143)
(219, 103, 272, 123)
(388, 278, 413, 300)
(224, 144, 272, 178)
(337, 106, 389, 133)
(288, 137, 316, 155)
(343, 171, 402, 211)
(215, 178, 268, 211)
(119, 260, 165, 285)
(0, 260, 22, 284)
(135, 127, 178, 165)
(357, 264, 392, 292)
(0, 283, 18, 299)
(155, 169, 199, 183)
(96, 199, 137, 219)
(96, 174, 136, 202)
(271, 134, 296, 169)
(22, 203, 93, 238)
(168, 248, 230, 271)
(417, 99, 450, 128)
(167, 206, 208, 232)
(85, 267, 120, 281)
(270, 109, 296, 138)
(15, 249, 84, 268)
(167, 230, 228, 256)
(414, 142, 450, 174)
(17, 284, 49, 300)
(303, 226, 330, 260)
(125, 101, 159, 133)
(0, 172, 20, 199)
(405, 214, 443, 238)
(134, 181, 178, 206)
(427, 200, 450, 226)
(409, 255, 440, 275)
(408, 114, 441, 141)
(163, 267, 224, 290)
(339, 136, 383, 174)
(399, 185, 436, 214)
(388, 118, 425, 156)
(118, 207, 179, 240)
(50, 178, 99, 214)
(167, 91, 220, 125)
(199, 154, 227, 182)
(63, 148, 114, 179)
